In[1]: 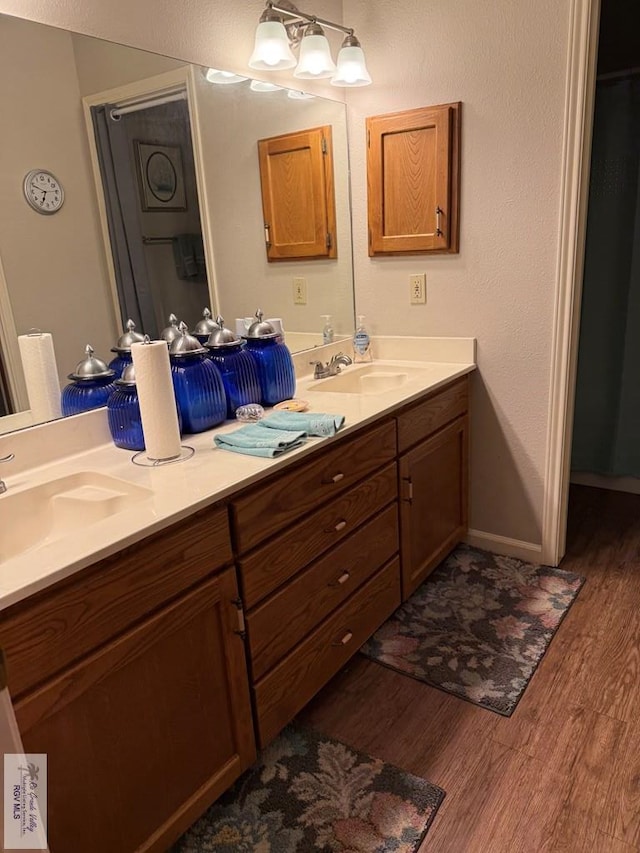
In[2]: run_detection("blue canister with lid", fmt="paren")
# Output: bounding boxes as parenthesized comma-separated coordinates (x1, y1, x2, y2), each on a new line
(192, 307, 220, 345)
(169, 322, 227, 433)
(107, 362, 145, 450)
(108, 319, 144, 378)
(243, 309, 295, 406)
(206, 316, 262, 418)
(61, 344, 117, 416)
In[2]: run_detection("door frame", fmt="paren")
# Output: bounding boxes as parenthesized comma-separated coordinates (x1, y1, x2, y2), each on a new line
(541, 0, 601, 565)
(81, 66, 221, 326)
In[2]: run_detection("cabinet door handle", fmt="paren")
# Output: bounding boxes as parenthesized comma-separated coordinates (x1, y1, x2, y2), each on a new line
(332, 630, 353, 647)
(329, 571, 350, 587)
(323, 472, 345, 484)
(328, 519, 347, 533)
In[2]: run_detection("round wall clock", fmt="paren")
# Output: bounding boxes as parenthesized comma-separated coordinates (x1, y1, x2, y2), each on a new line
(23, 169, 65, 215)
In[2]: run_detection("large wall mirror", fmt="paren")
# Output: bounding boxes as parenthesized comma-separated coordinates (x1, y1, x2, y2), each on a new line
(0, 13, 355, 436)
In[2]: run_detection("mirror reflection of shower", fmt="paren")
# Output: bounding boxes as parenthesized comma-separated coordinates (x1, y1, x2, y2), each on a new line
(91, 90, 210, 340)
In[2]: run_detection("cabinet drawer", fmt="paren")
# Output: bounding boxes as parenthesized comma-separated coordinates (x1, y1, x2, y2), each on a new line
(239, 463, 397, 609)
(247, 503, 399, 680)
(231, 420, 397, 553)
(0, 504, 231, 698)
(254, 556, 401, 747)
(397, 377, 468, 453)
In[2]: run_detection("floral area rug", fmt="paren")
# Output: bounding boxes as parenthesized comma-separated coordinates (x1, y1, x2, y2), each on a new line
(360, 544, 585, 716)
(172, 724, 445, 852)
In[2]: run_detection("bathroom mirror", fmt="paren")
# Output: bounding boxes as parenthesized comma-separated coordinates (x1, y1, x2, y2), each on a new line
(0, 13, 354, 435)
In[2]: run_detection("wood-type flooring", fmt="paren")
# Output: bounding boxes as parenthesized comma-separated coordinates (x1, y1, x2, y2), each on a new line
(300, 485, 640, 852)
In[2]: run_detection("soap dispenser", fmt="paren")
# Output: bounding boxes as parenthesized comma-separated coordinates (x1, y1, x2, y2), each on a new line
(206, 316, 262, 418)
(169, 322, 227, 433)
(108, 319, 145, 378)
(353, 315, 372, 362)
(321, 314, 334, 344)
(61, 344, 117, 416)
(242, 309, 296, 406)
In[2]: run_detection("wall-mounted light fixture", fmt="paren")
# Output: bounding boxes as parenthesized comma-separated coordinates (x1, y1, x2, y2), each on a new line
(248, 0, 371, 87)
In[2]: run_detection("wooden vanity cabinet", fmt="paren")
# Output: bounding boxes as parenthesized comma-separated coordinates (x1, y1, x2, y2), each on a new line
(396, 377, 469, 599)
(0, 506, 255, 853)
(230, 420, 402, 748)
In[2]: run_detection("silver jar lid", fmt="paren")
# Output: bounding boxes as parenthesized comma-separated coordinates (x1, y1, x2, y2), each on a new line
(68, 344, 115, 381)
(243, 309, 278, 340)
(206, 316, 239, 348)
(160, 313, 182, 345)
(111, 319, 144, 353)
(169, 321, 207, 357)
(193, 307, 220, 338)
(115, 361, 137, 386)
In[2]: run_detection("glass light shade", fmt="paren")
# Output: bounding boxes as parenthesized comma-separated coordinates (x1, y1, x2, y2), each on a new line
(248, 20, 297, 70)
(250, 79, 283, 92)
(205, 68, 248, 85)
(294, 34, 336, 79)
(331, 45, 372, 86)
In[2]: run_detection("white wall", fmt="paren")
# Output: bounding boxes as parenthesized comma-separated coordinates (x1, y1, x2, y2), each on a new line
(0, 16, 117, 385)
(0, 0, 577, 552)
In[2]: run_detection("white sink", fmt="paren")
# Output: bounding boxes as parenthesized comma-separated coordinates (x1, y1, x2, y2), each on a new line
(308, 363, 430, 394)
(0, 472, 152, 562)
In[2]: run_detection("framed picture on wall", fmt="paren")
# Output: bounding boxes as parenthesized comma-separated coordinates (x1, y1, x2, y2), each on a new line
(135, 142, 187, 211)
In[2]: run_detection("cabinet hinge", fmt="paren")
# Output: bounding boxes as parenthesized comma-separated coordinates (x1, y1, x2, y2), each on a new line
(367, 129, 370, 148)
(326, 232, 332, 249)
(232, 597, 246, 640)
(401, 476, 413, 503)
(264, 223, 271, 249)
(321, 136, 328, 154)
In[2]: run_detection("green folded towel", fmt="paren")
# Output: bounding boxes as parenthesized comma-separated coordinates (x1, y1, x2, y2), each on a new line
(261, 411, 345, 437)
(214, 423, 306, 457)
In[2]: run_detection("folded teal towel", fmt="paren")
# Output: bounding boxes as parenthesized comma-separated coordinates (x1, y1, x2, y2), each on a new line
(261, 411, 345, 437)
(214, 423, 305, 457)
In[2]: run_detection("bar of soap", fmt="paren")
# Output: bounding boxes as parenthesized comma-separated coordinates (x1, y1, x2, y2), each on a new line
(274, 399, 309, 412)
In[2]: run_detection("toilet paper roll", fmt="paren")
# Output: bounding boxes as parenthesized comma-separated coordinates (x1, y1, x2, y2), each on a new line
(130, 340, 181, 461)
(17, 332, 62, 423)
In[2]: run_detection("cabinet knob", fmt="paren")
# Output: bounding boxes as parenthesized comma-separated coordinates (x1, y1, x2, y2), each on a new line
(332, 630, 353, 647)
(332, 520, 347, 532)
(323, 472, 345, 484)
(329, 571, 350, 587)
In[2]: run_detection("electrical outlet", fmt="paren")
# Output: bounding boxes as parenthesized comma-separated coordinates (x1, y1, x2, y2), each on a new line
(293, 277, 307, 305)
(409, 273, 426, 304)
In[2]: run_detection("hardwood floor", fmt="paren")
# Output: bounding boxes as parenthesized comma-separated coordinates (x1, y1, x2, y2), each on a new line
(300, 485, 640, 852)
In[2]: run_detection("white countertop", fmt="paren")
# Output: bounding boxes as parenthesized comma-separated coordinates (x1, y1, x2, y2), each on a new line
(0, 338, 476, 611)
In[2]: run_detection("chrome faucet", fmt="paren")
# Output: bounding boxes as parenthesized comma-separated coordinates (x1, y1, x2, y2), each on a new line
(309, 352, 353, 379)
(0, 453, 14, 494)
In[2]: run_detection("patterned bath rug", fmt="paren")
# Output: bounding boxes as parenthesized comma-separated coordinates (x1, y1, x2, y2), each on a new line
(360, 544, 585, 716)
(172, 723, 445, 852)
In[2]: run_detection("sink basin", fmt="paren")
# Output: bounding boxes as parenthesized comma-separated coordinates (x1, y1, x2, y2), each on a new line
(0, 472, 152, 562)
(308, 363, 430, 394)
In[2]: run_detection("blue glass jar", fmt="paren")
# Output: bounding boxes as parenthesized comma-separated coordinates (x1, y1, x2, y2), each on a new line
(206, 317, 262, 418)
(192, 307, 220, 345)
(108, 319, 144, 378)
(61, 345, 117, 416)
(243, 310, 295, 406)
(107, 363, 144, 451)
(169, 323, 227, 433)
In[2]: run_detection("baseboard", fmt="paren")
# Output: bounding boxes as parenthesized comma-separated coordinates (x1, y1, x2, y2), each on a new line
(464, 529, 544, 564)
(570, 471, 640, 495)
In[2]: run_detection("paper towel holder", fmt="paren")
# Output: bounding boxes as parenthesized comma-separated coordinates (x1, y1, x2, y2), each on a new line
(131, 445, 195, 467)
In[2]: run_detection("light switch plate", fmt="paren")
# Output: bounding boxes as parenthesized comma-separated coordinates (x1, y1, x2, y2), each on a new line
(293, 277, 307, 305)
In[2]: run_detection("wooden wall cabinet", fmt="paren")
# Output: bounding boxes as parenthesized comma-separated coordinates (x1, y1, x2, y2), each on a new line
(258, 125, 337, 261)
(0, 507, 255, 853)
(366, 102, 461, 255)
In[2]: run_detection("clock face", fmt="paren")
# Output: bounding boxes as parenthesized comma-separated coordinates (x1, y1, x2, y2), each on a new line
(23, 170, 64, 214)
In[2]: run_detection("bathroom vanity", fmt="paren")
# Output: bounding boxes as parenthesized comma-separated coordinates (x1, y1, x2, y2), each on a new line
(0, 345, 473, 852)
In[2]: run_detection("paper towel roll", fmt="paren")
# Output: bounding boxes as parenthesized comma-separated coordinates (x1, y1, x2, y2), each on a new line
(130, 340, 181, 461)
(17, 332, 62, 424)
